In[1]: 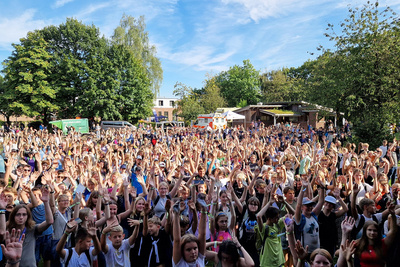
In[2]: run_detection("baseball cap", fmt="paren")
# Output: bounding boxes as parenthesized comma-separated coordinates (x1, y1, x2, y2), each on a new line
(302, 197, 316, 206)
(137, 155, 142, 160)
(324, 196, 337, 205)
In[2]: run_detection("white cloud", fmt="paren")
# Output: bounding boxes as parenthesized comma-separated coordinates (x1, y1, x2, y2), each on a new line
(74, 2, 112, 19)
(53, 0, 75, 9)
(0, 9, 48, 50)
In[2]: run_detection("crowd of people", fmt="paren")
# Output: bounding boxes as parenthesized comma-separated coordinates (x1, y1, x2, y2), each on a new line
(0, 121, 398, 267)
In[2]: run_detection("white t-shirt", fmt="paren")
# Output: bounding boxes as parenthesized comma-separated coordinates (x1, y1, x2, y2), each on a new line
(61, 247, 97, 267)
(104, 239, 134, 267)
(353, 183, 373, 205)
(173, 253, 205, 267)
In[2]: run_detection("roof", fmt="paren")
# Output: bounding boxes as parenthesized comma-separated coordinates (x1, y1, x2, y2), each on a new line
(260, 109, 302, 117)
(233, 101, 341, 115)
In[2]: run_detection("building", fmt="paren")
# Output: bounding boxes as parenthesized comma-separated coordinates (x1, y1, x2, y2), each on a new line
(152, 97, 179, 121)
(232, 101, 340, 129)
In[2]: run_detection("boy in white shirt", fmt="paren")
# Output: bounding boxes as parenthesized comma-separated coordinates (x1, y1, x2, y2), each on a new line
(101, 224, 139, 267)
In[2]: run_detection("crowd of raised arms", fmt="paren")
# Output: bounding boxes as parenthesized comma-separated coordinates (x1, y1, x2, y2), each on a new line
(0, 121, 399, 267)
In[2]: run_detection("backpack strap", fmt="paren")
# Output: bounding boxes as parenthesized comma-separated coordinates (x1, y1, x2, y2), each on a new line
(154, 195, 160, 206)
(65, 248, 73, 267)
(65, 248, 92, 267)
(84, 249, 92, 266)
(260, 224, 270, 255)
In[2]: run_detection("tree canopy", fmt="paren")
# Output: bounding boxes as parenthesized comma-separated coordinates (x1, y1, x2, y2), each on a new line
(112, 15, 163, 96)
(215, 59, 261, 107)
(1, 17, 154, 124)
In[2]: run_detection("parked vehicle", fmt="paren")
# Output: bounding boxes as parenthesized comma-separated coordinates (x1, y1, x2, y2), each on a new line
(49, 118, 89, 134)
(193, 113, 227, 130)
(100, 121, 135, 130)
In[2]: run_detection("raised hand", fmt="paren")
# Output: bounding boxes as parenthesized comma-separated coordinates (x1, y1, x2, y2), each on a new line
(341, 239, 356, 262)
(87, 220, 97, 237)
(127, 218, 141, 227)
(0, 194, 7, 210)
(40, 187, 50, 202)
(1, 229, 25, 262)
(144, 202, 151, 215)
(188, 200, 196, 211)
(284, 214, 294, 233)
(165, 199, 172, 212)
(341, 216, 355, 235)
(295, 240, 308, 261)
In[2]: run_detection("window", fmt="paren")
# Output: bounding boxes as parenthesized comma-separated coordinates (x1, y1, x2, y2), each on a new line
(158, 111, 162, 116)
(170, 101, 175, 107)
(164, 111, 169, 118)
(158, 100, 164, 106)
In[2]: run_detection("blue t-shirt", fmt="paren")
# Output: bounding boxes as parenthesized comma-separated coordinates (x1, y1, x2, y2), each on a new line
(31, 203, 53, 236)
(131, 173, 147, 194)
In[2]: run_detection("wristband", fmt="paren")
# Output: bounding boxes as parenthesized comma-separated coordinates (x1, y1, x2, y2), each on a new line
(7, 259, 21, 265)
(104, 203, 110, 205)
(64, 232, 71, 236)
(214, 241, 217, 248)
(0, 209, 5, 214)
(286, 231, 293, 235)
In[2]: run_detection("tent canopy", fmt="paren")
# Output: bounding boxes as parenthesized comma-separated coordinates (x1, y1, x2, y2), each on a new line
(222, 110, 245, 120)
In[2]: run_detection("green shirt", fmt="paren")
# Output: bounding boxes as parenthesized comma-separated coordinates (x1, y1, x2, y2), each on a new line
(255, 218, 285, 267)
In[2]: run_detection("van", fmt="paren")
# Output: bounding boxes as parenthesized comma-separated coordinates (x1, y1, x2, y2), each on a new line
(100, 121, 135, 130)
(49, 119, 89, 134)
(193, 113, 227, 130)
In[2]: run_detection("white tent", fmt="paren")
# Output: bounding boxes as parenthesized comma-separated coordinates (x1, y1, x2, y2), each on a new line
(222, 110, 245, 120)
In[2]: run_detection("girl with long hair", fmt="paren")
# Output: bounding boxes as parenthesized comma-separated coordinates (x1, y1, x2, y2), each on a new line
(1, 188, 54, 267)
(353, 211, 397, 267)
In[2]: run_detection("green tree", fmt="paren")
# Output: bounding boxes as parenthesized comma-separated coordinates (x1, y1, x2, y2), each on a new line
(260, 68, 304, 102)
(200, 74, 226, 113)
(173, 82, 204, 125)
(39, 18, 110, 119)
(314, 1, 400, 147)
(2, 18, 154, 123)
(0, 75, 15, 124)
(2, 33, 58, 124)
(216, 59, 261, 107)
(112, 15, 163, 95)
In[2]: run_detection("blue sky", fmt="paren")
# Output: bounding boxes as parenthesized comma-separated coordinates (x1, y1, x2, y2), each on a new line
(1, 0, 400, 98)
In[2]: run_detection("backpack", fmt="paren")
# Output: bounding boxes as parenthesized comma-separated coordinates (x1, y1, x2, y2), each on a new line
(350, 214, 378, 241)
(239, 217, 257, 242)
(255, 224, 270, 254)
(65, 247, 91, 267)
(294, 213, 318, 243)
(153, 194, 171, 206)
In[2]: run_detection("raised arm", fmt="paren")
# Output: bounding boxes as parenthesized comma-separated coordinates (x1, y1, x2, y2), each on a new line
(312, 188, 325, 216)
(295, 183, 306, 224)
(351, 185, 360, 220)
(100, 225, 111, 254)
(37, 188, 54, 234)
(128, 222, 140, 246)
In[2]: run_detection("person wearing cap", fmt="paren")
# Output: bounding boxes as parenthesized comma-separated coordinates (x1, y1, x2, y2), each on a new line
(294, 179, 325, 254)
(318, 190, 348, 257)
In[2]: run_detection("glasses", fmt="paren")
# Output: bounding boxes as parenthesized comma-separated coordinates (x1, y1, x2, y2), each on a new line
(23, 169, 30, 172)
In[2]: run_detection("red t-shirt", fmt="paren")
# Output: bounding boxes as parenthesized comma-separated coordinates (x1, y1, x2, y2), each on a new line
(359, 239, 387, 267)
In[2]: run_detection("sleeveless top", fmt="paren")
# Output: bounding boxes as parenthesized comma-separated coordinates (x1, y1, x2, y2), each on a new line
(210, 230, 232, 252)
